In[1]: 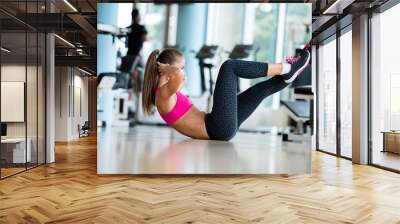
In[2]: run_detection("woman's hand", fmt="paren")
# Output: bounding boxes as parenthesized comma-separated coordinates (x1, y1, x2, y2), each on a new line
(157, 62, 184, 78)
(156, 62, 185, 98)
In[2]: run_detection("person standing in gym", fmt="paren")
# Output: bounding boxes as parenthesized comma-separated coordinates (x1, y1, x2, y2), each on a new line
(126, 8, 148, 92)
(127, 8, 148, 59)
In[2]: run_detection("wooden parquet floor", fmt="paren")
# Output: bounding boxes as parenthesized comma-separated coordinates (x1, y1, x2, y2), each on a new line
(1, 135, 400, 224)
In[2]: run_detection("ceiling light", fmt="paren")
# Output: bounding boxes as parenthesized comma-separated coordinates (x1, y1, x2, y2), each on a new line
(1, 47, 11, 53)
(322, 0, 354, 15)
(63, 0, 78, 12)
(78, 67, 92, 76)
(76, 49, 84, 55)
(54, 34, 75, 48)
(323, 0, 341, 14)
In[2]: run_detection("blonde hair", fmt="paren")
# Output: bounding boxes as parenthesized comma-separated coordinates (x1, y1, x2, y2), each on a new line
(142, 48, 183, 114)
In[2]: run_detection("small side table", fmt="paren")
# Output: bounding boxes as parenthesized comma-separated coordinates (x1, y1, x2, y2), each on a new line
(1, 138, 32, 164)
(381, 131, 400, 154)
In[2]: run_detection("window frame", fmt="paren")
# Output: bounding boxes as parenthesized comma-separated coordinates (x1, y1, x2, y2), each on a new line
(315, 24, 353, 161)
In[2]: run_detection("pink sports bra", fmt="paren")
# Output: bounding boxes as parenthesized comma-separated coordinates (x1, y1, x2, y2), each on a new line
(155, 86, 193, 125)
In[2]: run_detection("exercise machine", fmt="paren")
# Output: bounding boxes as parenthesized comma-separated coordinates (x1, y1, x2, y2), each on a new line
(97, 73, 134, 127)
(195, 45, 219, 96)
(97, 23, 142, 127)
(191, 45, 219, 112)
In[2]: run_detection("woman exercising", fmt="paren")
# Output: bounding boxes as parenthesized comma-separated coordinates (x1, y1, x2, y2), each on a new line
(142, 47, 310, 141)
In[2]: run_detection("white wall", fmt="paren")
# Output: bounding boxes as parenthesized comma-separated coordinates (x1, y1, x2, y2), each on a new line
(55, 67, 89, 141)
(71, 73, 89, 138)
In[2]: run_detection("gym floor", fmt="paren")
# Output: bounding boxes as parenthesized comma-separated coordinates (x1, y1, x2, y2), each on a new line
(97, 125, 311, 175)
(372, 150, 400, 171)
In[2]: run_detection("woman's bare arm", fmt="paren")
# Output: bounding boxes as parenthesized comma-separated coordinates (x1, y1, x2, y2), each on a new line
(157, 62, 185, 98)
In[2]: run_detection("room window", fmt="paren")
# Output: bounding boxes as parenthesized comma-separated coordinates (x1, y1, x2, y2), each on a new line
(370, 3, 400, 171)
(339, 28, 352, 158)
(317, 37, 337, 154)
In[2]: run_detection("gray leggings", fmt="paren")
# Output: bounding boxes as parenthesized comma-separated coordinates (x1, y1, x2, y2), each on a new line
(205, 59, 289, 141)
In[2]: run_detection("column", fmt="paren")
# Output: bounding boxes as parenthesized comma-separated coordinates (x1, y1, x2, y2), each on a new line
(352, 14, 369, 164)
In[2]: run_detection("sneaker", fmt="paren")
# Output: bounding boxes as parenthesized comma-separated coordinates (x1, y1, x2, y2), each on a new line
(303, 41, 311, 51)
(285, 41, 312, 64)
(285, 55, 300, 64)
(282, 49, 310, 83)
(303, 41, 312, 65)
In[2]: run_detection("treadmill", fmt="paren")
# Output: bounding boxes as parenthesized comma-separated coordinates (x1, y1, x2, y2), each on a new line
(195, 45, 219, 96)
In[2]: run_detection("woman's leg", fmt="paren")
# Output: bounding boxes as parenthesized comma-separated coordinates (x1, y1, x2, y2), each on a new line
(204, 49, 311, 140)
(205, 59, 273, 141)
(235, 49, 311, 126)
(236, 76, 288, 127)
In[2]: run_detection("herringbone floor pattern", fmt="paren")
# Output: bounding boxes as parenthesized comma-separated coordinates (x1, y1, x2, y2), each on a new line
(1, 135, 400, 223)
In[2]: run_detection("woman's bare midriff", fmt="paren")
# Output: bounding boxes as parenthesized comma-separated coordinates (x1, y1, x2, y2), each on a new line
(170, 106, 209, 139)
